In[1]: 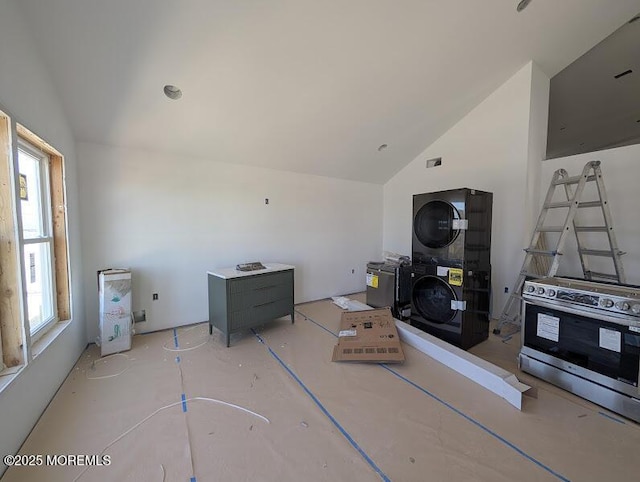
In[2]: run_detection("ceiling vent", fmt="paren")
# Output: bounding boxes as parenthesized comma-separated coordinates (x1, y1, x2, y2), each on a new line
(614, 69, 633, 79)
(426, 158, 442, 169)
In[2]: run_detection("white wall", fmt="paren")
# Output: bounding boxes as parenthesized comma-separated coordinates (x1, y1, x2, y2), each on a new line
(525, 63, 551, 238)
(77, 142, 383, 341)
(383, 62, 550, 315)
(540, 144, 640, 285)
(0, 0, 85, 475)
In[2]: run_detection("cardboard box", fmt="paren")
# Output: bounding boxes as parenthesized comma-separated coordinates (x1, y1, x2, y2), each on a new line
(332, 308, 405, 363)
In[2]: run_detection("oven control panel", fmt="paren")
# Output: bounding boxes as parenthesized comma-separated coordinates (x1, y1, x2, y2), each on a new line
(523, 279, 640, 318)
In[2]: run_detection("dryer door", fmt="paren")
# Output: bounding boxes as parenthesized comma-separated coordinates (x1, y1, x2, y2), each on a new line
(412, 275, 457, 324)
(414, 200, 461, 249)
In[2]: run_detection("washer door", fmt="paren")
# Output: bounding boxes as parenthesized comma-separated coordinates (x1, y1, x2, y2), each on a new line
(412, 275, 457, 324)
(414, 200, 461, 249)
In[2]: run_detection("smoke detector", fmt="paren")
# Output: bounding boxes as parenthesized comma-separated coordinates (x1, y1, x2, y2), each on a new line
(517, 0, 532, 12)
(163, 85, 183, 100)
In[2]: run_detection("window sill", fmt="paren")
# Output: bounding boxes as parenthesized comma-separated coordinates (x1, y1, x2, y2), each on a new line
(0, 319, 72, 395)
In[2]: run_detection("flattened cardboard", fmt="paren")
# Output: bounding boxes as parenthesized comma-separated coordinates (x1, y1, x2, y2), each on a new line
(332, 308, 405, 363)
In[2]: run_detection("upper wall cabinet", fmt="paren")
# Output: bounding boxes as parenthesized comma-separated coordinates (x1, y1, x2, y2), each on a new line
(547, 14, 640, 159)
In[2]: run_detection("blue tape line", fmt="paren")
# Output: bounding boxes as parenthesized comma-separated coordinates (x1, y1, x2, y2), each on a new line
(296, 310, 338, 338)
(251, 329, 391, 482)
(598, 411, 626, 424)
(380, 364, 569, 481)
(296, 309, 570, 482)
(173, 329, 194, 480)
(173, 328, 179, 349)
(253, 330, 266, 345)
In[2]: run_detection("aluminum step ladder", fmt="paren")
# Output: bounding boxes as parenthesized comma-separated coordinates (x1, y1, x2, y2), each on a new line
(493, 160, 626, 335)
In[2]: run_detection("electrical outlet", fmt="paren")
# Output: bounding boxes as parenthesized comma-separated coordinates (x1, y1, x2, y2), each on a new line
(351, 268, 355, 274)
(133, 310, 146, 323)
(504, 287, 509, 293)
(153, 293, 158, 300)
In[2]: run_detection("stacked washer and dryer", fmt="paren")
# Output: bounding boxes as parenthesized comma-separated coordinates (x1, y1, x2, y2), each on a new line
(409, 188, 493, 349)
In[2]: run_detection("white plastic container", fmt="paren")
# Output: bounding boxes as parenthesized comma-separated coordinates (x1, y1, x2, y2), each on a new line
(98, 269, 132, 356)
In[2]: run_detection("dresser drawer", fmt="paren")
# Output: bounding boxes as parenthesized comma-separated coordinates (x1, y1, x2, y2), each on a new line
(228, 283, 291, 312)
(228, 296, 293, 330)
(228, 270, 292, 294)
(227, 270, 293, 311)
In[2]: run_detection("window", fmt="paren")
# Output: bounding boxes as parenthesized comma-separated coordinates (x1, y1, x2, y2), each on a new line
(0, 110, 70, 371)
(18, 140, 57, 338)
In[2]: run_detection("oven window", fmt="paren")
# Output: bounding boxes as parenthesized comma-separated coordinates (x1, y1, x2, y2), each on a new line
(414, 200, 460, 249)
(523, 304, 640, 386)
(412, 275, 457, 324)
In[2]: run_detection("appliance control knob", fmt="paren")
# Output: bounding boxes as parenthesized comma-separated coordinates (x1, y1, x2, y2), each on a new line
(615, 301, 631, 311)
(536, 287, 545, 295)
(547, 289, 556, 297)
(526, 285, 535, 293)
(601, 299, 614, 308)
(632, 304, 640, 315)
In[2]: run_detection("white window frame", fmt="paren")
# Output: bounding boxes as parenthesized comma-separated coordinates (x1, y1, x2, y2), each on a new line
(16, 138, 58, 344)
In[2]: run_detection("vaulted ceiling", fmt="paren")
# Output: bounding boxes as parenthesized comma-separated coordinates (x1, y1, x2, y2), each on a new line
(16, 0, 640, 183)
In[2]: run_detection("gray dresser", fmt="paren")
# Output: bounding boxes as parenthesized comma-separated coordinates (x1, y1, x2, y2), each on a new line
(207, 264, 295, 346)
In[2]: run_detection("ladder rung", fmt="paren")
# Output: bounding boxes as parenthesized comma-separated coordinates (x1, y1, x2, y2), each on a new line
(538, 226, 565, 232)
(524, 248, 557, 256)
(587, 271, 619, 281)
(578, 201, 603, 208)
(579, 248, 614, 257)
(545, 201, 572, 208)
(574, 226, 608, 232)
(544, 200, 603, 209)
(553, 174, 597, 185)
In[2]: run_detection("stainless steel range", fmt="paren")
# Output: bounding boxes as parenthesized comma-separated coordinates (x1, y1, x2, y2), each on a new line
(519, 277, 640, 422)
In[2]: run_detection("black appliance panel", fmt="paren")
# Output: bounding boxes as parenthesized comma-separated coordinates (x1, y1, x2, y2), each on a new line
(412, 188, 492, 269)
(397, 264, 412, 309)
(555, 290, 600, 307)
(523, 304, 640, 387)
(414, 200, 461, 249)
(412, 275, 457, 324)
(409, 263, 490, 350)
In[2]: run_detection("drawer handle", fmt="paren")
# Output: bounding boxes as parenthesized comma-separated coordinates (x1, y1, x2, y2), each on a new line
(255, 285, 276, 291)
(254, 300, 277, 308)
